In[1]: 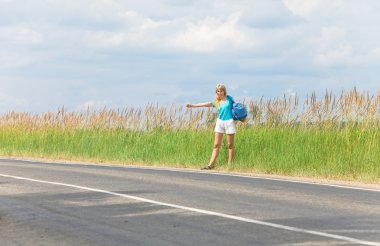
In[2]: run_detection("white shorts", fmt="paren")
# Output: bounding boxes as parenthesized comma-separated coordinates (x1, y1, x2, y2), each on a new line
(215, 119, 236, 134)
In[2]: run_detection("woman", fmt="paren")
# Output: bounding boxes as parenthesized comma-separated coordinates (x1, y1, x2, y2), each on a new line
(186, 84, 236, 170)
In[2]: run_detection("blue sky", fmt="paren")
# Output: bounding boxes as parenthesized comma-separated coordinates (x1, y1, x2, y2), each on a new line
(1, 0, 380, 113)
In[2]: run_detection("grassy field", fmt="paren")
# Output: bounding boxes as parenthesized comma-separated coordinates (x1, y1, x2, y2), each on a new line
(0, 88, 379, 183)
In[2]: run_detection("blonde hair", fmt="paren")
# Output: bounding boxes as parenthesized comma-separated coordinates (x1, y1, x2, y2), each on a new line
(214, 84, 227, 109)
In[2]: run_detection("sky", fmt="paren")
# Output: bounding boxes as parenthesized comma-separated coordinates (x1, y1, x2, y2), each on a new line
(1, 0, 380, 113)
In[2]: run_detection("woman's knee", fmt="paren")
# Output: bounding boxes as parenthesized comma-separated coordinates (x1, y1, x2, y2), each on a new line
(213, 143, 221, 149)
(227, 143, 234, 149)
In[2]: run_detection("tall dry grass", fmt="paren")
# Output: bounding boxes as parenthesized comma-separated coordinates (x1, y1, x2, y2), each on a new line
(0, 88, 378, 131)
(249, 87, 380, 128)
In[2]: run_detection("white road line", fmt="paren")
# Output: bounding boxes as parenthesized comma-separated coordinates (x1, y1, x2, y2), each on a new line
(2, 157, 379, 193)
(1, 173, 379, 246)
(205, 172, 380, 193)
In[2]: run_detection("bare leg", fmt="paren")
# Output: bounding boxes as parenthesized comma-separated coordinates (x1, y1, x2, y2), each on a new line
(227, 134, 234, 164)
(209, 132, 223, 167)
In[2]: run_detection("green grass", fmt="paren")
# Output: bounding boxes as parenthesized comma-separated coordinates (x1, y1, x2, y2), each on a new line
(0, 125, 378, 183)
(234, 126, 379, 182)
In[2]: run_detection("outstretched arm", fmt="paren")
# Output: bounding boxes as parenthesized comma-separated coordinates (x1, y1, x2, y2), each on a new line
(186, 102, 213, 108)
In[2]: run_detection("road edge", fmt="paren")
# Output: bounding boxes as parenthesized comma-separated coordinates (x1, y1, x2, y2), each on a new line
(0, 155, 379, 192)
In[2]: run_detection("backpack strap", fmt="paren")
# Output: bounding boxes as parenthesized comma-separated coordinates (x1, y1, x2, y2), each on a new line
(226, 95, 235, 104)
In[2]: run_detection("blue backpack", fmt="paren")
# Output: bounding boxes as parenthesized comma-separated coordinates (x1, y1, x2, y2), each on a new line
(227, 95, 247, 121)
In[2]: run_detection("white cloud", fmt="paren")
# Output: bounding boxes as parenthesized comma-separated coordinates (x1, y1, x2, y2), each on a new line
(82, 11, 255, 53)
(172, 13, 253, 53)
(84, 10, 172, 48)
(372, 48, 380, 57)
(118, 10, 167, 30)
(314, 26, 353, 66)
(282, 0, 367, 23)
(0, 26, 44, 44)
(282, 0, 322, 18)
(284, 88, 297, 97)
(313, 26, 380, 68)
(76, 100, 113, 111)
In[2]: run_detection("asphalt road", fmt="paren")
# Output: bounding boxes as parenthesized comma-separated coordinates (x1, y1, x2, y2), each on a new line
(0, 159, 379, 246)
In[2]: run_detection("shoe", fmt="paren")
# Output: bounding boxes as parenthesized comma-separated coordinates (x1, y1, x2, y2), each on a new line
(201, 165, 214, 170)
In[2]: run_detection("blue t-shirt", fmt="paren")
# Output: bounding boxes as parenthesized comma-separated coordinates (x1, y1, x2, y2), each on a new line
(212, 96, 234, 121)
